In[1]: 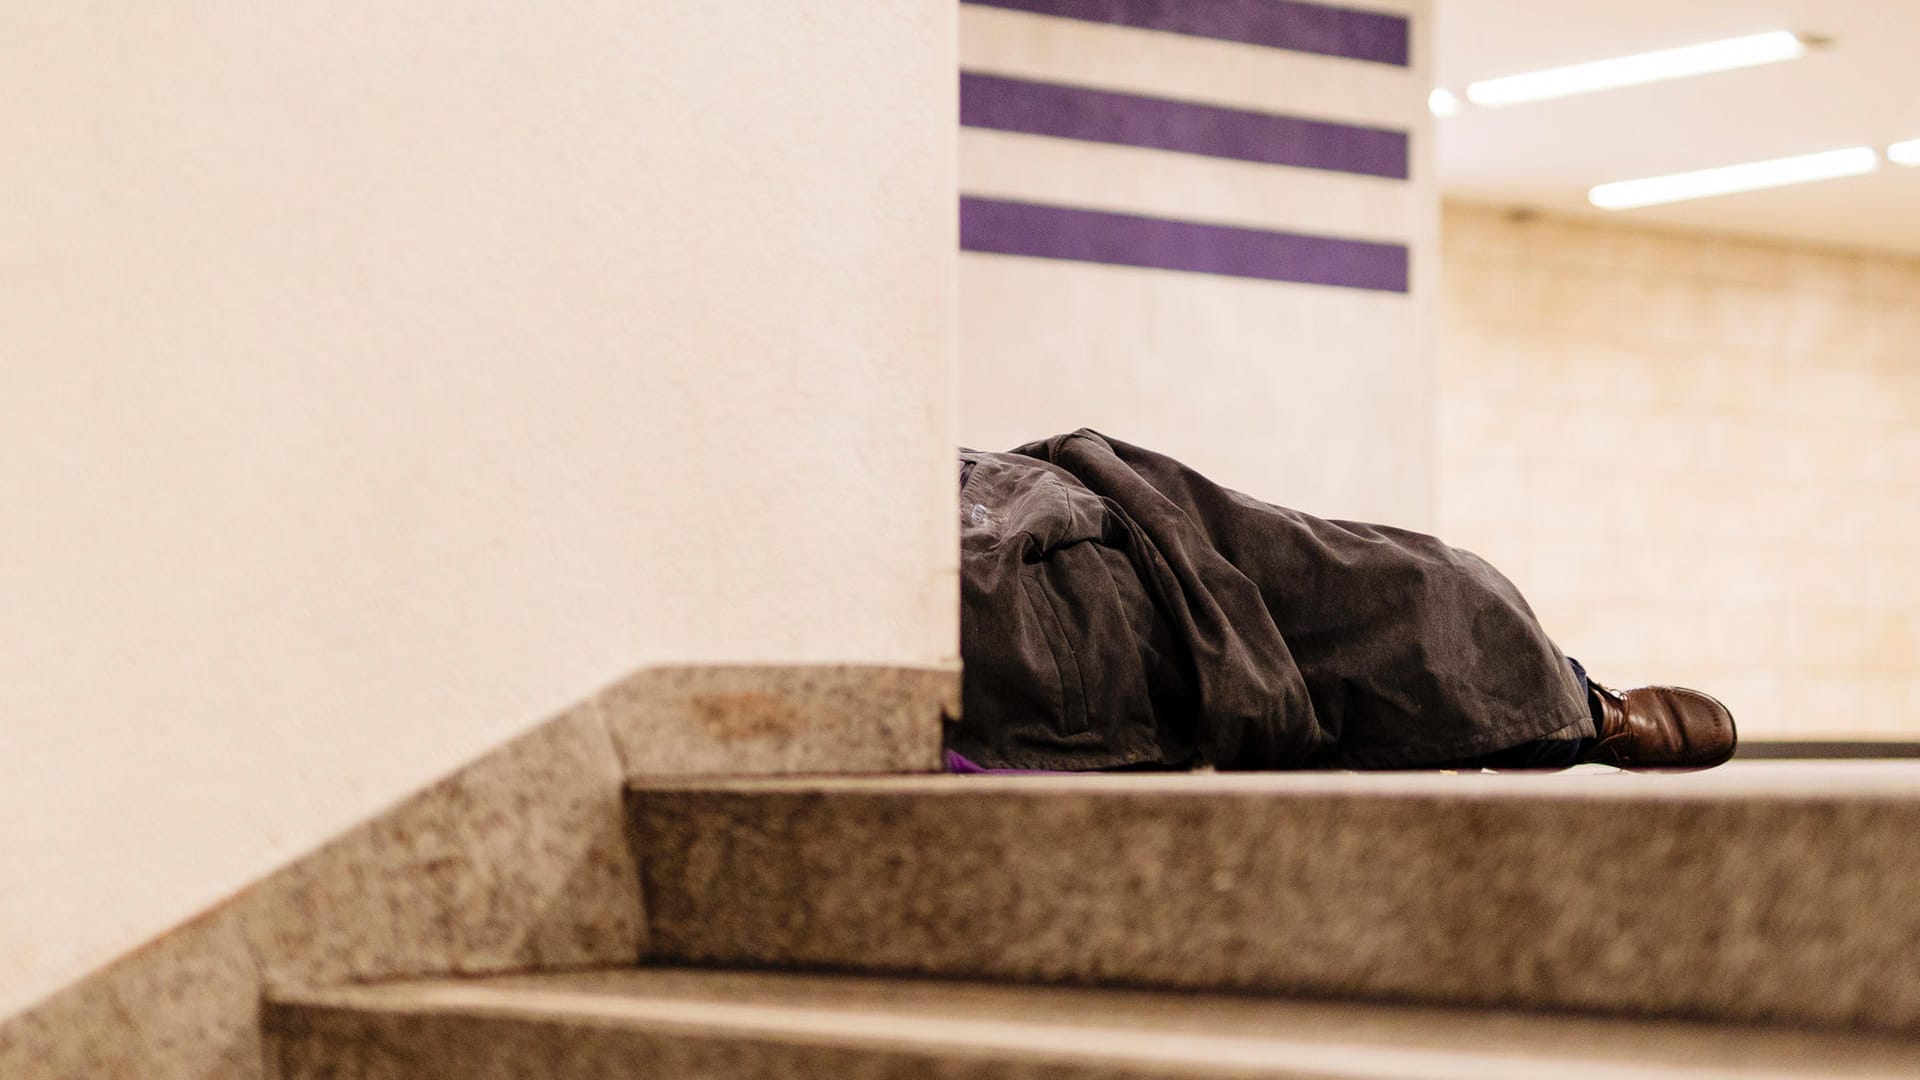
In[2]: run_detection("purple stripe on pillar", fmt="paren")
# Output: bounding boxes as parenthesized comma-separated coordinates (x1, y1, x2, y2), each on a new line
(960, 196, 1409, 293)
(963, 0, 1410, 66)
(961, 72, 1408, 179)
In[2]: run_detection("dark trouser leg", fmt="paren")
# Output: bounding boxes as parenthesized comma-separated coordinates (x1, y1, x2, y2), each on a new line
(1429, 657, 1601, 770)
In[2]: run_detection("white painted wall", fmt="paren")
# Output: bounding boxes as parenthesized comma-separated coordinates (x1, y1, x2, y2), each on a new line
(0, 2, 957, 1019)
(957, 0, 1439, 525)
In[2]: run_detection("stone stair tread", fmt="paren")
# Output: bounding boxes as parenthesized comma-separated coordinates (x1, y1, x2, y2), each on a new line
(269, 968, 1920, 1079)
(629, 758, 1920, 798)
(624, 763, 1920, 1035)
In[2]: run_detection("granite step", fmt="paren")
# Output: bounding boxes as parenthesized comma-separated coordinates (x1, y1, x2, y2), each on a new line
(626, 763, 1920, 1036)
(266, 968, 1920, 1079)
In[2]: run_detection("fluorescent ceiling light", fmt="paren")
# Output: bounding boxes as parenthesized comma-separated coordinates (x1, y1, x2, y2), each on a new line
(1428, 88, 1462, 118)
(1467, 30, 1809, 107)
(1889, 139, 1920, 166)
(1589, 147, 1878, 210)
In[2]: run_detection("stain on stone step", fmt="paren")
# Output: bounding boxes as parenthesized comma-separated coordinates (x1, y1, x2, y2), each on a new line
(691, 692, 808, 741)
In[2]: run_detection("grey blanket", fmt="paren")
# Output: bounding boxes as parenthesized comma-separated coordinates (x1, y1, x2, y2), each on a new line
(954, 430, 1590, 770)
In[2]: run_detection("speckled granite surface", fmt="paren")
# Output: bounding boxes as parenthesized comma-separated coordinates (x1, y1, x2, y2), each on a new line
(629, 766, 1920, 1035)
(0, 906, 261, 1080)
(236, 705, 646, 993)
(0, 709, 640, 1080)
(265, 968, 1920, 1079)
(0, 663, 957, 1079)
(598, 664, 955, 776)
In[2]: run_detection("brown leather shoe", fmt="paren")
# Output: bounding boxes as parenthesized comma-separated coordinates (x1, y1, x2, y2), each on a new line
(1581, 682, 1737, 770)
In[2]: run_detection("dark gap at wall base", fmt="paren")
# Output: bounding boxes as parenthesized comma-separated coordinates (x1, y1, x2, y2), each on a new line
(1734, 742, 1920, 759)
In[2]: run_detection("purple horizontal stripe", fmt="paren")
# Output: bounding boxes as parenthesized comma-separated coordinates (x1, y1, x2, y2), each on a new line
(964, 0, 1409, 66)
(960, 196, 1409, 293)
(962, 72, 1407, 179)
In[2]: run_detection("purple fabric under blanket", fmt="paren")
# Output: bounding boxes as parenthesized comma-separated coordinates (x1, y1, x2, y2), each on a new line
(944, 749, 1076, 775)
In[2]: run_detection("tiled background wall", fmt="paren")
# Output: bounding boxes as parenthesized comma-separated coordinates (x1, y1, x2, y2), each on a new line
(1438, 202, 1920, 740)
(957, 0, 1439, 525)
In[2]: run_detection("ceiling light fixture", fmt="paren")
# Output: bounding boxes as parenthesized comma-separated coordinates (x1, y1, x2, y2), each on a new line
(1466, 30, 1813, 107)
(1889, 139, 1920, 166)
(1429, 89, 1462, 118)
(1589, 147, 1879, 210)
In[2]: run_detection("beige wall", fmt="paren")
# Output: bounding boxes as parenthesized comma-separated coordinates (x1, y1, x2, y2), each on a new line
(0, 3, 956, 1019)
(1438, 202, 1920, 740)
(957, 0, 1439, 525)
